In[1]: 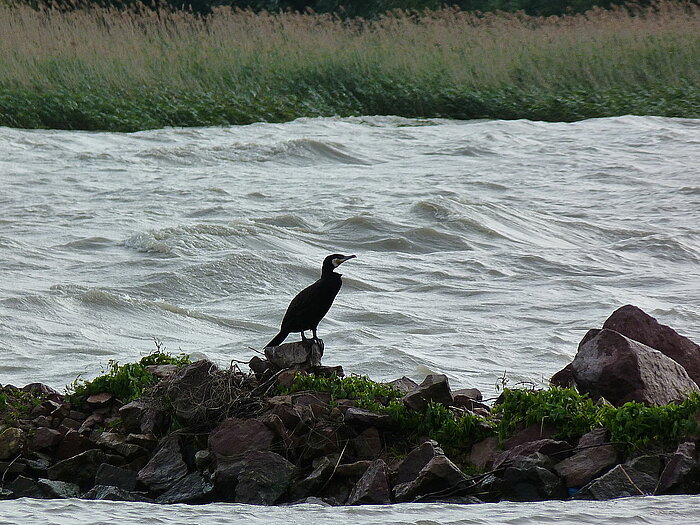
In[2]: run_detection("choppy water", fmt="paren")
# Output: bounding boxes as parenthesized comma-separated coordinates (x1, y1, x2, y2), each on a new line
(1, 115, 699, 522)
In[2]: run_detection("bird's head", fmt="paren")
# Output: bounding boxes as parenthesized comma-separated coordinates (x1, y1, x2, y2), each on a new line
(322, 253, 356, 275)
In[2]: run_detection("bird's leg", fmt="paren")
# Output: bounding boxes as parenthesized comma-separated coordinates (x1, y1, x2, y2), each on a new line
(311, 328, 319, 344)
(300, 331, 308, 342)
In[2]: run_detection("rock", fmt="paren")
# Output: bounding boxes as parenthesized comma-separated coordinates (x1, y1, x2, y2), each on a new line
(551, 329, 699, 406)
(95, 463, 138, 491)
(574, 463, 658, 500)
(393, 455, 468, 503)
(137, 437, 187, 492)
(353, 427, 383, 460)
(8, 475, 44, 498)
(293, 392, 331, 419)
(56, 430, 92, 461)
(493, 439, 572, 470)
(501, 463, 566, 501)
(29, 427, 61, 451)
(118, 400, 149, 433)
(403, 374, 453, 412)
(603, 305, 700, 386)
(36, 479, 82, 499)
(395, 440, 443, 485)
(334, 460, 372, 479)
(249, 355, 272, 378)
(209, 418, 275, 460)
(554, 446, 618, 488)
(264, 340, 323, 370)
(234, 451, 296, 505)
(78, 413, 104, 434)
(387, 376, 419, 394)
(194, 450, 211, 470)
(344, 407, 394, 429)
(164, 360, 220, 425)
(83, 485, 152, 502)
(470, 436, 499, 470)
(47, 449, 107, 486)
(145, 364, 178, 379)
(455, 387, 483, 401)
(657, 442, 698, 494)
(288, 455, 337, 500)
(86, 393, 114, 405)
(347, 459, 391, 505)
(309, 365, 344, 378)
(156, 471, 214, 504)
(212, 458, 246, 501)
(0, 428, 25, 459)
(93, 432, 147, 460)
(22, 383, 61, 398)
(503, 424, 558, 450)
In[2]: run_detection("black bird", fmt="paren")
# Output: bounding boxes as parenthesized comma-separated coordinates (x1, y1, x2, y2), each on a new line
(266, 253, 356, 348)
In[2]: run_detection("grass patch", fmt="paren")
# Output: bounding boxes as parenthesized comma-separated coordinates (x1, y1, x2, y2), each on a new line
(0, 388, 46, 426)
(66, 343, 191, 405)
(0, 1, 698, 130)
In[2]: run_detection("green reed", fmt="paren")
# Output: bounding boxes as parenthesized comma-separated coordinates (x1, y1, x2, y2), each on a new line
(0, 1, 698, 130)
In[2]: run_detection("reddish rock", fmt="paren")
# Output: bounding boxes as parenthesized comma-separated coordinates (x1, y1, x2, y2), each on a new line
(145, 364, 178, 379)
(395, 440, 443, 485)
(554, 446, 618, 487)
(347, 458, 391, 505)
(470, 436, 499, 470)
(78, 413, 104, 434)
(387, 377, 419, 394)
(393, 455, 468, 503)
(56, 430, 92, 461)
(551, 329, 699, 406)
(344, 407, 393, 429)
(503, 424, 558, 450)
(603, 305, 700, 386)
(208, 418, 275, 460)
(453, 388, 483, 401)
(493, 439, 572, 470)
(29, 427, 62, 451)
(87, 393, 114, 405)
(264, 340, 323, 370)
(403, 374, 453, 412)
(352, 427, 383, 459)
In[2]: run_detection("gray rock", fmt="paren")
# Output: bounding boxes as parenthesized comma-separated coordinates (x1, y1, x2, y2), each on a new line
(36, 479, 82, 499)
(83, 485, 152, 502)
(403, 374, 453, 412)
(93, 432, 147, 460)
(8, 475, 44, 498)
(344, 407, 394, 429)
(47, 449, 108, 486)
(393, 455, 468, 503)
(195, 449, 212, 470)
(0, 428, 25, 460)
(395, 440, 443, 485)
(554, 441, 618, 488)
(95, 463, 138, 491)
(657, 442, 698, 494)
(603, 304, 700, 386)
(551, 329, 699, 406)
(288, 455, 337, 500)
(118, 400, 149, 433)
(470, 436, 499, 470)
(574, 463, 657, 500)
(347, 458, 391, 505)
(137, 437, 187, 492)
(156, 471, 214, 504)
(386, 377, 419, 394)
(29, 427, 62, 451)
(334, 460, 372, 479)
(234, 451, 296, 505)
(502, 465, 566, 501)
(212, 457, 246, 501)
(352, 427, 383, 459)
(264, 340, 323, 370)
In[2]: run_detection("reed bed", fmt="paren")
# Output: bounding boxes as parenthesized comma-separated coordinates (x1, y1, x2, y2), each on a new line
(0, 1, 698, 130)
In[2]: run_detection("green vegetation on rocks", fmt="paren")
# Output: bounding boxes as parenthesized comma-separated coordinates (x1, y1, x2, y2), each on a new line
(66, 346, 191, 405)
(0, 1, 698, 131)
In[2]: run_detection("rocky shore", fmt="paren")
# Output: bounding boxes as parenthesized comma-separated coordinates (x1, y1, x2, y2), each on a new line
(1, 305, 700, 505)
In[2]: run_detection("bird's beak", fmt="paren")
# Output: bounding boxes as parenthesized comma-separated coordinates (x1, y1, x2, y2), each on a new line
(338, 255, 356, 265)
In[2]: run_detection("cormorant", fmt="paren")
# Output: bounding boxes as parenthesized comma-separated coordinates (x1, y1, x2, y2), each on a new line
(266, 253, 356, 348)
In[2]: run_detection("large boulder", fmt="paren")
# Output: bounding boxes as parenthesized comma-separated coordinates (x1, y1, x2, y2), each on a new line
(0, 428, 25, 459)
(47, 449, 107, 487)
(657, 442, 699, 494)
(553, 429, 618, 488)
(574, 461, 658, 500)
(501, 457, 566, 501)
(156, 471, 214, 504)
(395, 440, 443, 485)
(603, 305, 700, 386)
(551, 329, 699, 406)
(347, 458, 391, 505)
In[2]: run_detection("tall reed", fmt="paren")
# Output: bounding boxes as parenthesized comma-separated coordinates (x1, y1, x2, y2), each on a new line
(0, 1, 698, 130)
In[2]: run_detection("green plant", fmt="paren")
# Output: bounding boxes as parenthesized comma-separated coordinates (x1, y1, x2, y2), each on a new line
(66, 347, 191, 404)
(0, 388, 46, 426)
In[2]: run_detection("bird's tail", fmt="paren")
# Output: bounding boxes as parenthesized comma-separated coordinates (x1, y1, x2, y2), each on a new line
(266, 331, 288, 348)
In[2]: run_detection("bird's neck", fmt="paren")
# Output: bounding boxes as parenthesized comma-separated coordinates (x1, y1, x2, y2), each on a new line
(321, 269, 340, 279)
